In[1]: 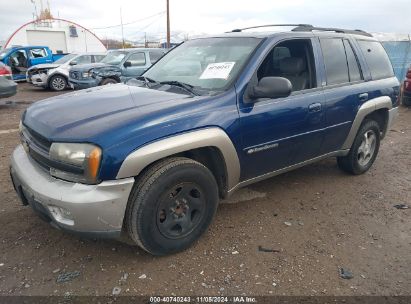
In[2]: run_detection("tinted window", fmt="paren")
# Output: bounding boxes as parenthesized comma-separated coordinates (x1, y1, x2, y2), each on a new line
(320, 38, 349, 85)
(358, 41, 394, 80)
(128, 52, 146, 66)
(149, 51, 164, 63)
(343, 40, 362, 82)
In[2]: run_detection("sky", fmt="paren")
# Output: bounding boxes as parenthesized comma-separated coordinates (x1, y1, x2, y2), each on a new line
(0, 0, 411, 43)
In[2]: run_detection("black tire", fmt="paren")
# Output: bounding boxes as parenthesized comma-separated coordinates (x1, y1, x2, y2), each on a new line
(49, 75, 67, 91)
(100, 78, 118, 86)
(125, 157, 219, 256)
(337, 120, 380, 175)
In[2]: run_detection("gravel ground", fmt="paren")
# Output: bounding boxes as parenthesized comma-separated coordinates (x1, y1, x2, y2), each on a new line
(0, 83, 410, 296)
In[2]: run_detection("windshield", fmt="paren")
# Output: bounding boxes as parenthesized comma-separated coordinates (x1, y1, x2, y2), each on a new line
(143, 37, 262, 92)
(0, 48, 13, 60)
(101, 51, 127, 65)
(54, 53, 78, 64)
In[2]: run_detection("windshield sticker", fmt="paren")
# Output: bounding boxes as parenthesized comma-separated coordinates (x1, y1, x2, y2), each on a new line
(200, 62, 235, 80)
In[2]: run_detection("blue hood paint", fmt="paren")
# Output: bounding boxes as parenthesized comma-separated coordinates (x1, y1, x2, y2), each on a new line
(23, 84, 241, 180)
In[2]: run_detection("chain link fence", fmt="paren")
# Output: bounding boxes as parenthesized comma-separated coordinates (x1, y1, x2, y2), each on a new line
(374, 33, 411, 81)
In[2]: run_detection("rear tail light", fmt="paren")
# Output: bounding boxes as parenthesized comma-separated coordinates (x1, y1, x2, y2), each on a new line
(0, 65, 12, 76)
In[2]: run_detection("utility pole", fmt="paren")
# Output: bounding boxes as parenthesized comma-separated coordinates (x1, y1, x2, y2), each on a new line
(166, 0, 170, 48)
(120, 7, 125, 49)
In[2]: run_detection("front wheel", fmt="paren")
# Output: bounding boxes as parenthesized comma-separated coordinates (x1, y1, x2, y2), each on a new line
(49, 75, 67, 91)
(100, 78, 118, 86)
(125, 157, 219, 256)
(337, 120, 380, 175)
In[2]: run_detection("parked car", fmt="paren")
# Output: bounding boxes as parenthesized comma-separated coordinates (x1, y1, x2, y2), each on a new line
(0, 62, 17, 99)
(27, 53, 106, 91)
(68, 48, 166, 89)
(0, 46, 66, 81)
(11, 25, 399, 256)
(402, 65, 411, 106)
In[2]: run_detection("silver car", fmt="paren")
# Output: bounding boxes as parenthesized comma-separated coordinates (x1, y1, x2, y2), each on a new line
(26, 53, 106, 91)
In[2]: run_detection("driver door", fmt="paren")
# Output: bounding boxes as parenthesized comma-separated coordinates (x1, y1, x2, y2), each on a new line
(238, 38, 326, 180)
(8, 50, 28, 80)
(122, 52, 148, 77)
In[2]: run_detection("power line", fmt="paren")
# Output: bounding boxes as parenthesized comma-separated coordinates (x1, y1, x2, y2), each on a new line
(91, 11, 165, 30)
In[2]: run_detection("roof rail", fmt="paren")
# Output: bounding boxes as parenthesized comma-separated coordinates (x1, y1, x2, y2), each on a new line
(231, 24, 313, 33)
(292, 25, 372, 37)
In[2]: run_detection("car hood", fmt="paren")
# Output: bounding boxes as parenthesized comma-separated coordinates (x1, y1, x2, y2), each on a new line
(23, 83, 200, 147)
(28, 63, 60, 71)
(70, 62, 113, 71)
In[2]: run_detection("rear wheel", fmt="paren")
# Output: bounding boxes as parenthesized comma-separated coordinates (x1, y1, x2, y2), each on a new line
(125, 157, 219, 256)
(49, 75, 67, 91)
(337, 120, 380, 175)
(100, 78, 118, 86)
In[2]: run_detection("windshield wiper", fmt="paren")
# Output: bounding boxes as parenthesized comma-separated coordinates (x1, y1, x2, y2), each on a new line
(159, 80, 198, 96)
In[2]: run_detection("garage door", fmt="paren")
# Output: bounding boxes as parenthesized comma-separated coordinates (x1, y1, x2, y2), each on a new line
(26, 30, 67, 53)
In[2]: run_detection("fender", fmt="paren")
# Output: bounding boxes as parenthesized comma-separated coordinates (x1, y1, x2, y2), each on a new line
(116, 128, 241, 190)
(342, 96, 393, 150)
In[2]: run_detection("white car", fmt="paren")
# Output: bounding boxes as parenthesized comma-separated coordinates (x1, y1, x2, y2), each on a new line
(26, 53, 106, 91)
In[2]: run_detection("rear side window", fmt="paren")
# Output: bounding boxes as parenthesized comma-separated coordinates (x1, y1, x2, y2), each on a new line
(343, 40, 362, 82)
(358, 41, 394, 80)
(320, 38, 349, 85)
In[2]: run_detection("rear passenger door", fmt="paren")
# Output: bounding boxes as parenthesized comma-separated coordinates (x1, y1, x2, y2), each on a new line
(319, 38, 369, 154)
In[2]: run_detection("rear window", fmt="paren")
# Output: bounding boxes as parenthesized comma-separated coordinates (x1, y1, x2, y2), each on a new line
(358, 41, 394, 80)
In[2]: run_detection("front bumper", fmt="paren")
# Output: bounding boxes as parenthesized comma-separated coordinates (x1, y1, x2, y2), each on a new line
(68, 78, 99, 90)
(28, 73, 48, 87)
(10, 145, 134, 238)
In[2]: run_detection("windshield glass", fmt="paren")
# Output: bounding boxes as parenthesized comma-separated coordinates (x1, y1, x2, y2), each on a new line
(143, 37, 262, 92)
(0, 48, 13, 60)
(101, 51, 127, 65)
(54, 53, 78, 64)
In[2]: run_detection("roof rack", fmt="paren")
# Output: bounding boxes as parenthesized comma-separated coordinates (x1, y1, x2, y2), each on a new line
(292, 25, 372, 37)
(230, 24, 372, 37)
(231, 24, 313, 33)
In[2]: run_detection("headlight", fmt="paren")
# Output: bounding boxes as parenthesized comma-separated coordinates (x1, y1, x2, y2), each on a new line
(49, 143, 102, 184)
(82, 71, 92, 78)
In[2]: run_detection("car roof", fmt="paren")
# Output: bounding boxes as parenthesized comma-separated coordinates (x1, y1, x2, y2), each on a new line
(196, 25, 378, 41)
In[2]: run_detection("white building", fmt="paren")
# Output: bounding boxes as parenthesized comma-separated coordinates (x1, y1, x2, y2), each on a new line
(3, 18, 106, 54)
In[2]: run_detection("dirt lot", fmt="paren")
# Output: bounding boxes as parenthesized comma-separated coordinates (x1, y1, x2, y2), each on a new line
(0, 83, 410, 297)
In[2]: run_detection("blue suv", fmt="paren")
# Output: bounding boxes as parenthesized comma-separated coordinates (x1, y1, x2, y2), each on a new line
(10, 25, 399, 256)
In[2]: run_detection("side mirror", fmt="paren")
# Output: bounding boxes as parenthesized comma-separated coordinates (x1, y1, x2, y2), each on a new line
(247, 77, 292, 101)
(123, 61, 131, 68)
(69, 61, 77, 66)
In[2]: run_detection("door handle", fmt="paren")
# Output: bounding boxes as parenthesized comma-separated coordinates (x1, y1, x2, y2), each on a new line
(308, 102, 322, 113)
(359, 93, 369, 102)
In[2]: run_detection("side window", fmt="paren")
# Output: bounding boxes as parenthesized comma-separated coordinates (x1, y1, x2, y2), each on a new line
(320, 38, 349, 85)
(29, 48, 47, 58)
(127, 53, 146, 67)
(358, 40, 394, 80)
(257, 39, 316, 92)
(149, 51, 164, 64)
(75, 55, 92, 64)
(343, 40, 363, 82)
(94, 55, 105, 62)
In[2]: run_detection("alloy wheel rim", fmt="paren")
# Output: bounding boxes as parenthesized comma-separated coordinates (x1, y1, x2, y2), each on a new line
(52, 77, 65, 90)
(156, 182, 205, 239)
(357, 130, 376, 166)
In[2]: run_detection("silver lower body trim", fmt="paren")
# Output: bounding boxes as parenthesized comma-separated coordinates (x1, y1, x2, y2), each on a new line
(227, 150, 348, 195)
(10, 145, 134, 234)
